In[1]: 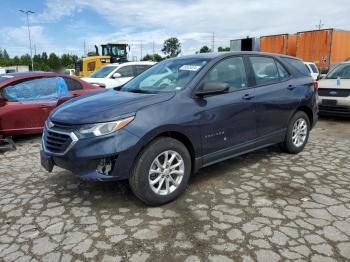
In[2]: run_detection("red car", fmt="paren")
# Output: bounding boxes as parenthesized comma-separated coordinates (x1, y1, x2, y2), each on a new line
(0, 72, 103, 137)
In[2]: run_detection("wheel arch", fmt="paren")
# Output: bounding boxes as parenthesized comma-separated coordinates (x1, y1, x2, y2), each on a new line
(296, 105, 314, 127)
(136, 129, 198, 174)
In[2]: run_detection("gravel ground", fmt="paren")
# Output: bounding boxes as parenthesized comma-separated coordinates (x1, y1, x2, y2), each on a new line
(0, 117, 350, 262)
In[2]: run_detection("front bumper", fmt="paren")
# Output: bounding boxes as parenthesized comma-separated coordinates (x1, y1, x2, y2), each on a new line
(318, 96, 350, 116)
(41, 125, 141, 181)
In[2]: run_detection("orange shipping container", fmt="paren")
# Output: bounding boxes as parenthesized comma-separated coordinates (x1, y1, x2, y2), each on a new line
(296, 29, 350, 72)
(260, 34, 297, 56)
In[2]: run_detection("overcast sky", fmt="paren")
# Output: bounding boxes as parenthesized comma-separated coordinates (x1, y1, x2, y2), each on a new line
(1, 0, 349, 59)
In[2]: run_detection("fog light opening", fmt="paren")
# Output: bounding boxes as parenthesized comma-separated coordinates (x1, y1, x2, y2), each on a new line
(96, 157, 116, 176)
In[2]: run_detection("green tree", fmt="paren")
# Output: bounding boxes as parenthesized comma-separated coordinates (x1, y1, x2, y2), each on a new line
(218, 46, 230, 52)
(48, 53, 61, 70)
(161, 37, 181, 58)
(87, 51, 97, 57)
(3, 49, 9, 60)
(20, 54, 32, 66)
(142, 53, 164, 62)
(199, 45, 211, 53)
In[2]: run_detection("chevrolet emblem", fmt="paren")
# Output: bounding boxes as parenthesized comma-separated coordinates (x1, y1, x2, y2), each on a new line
(48, 121, 55, 129)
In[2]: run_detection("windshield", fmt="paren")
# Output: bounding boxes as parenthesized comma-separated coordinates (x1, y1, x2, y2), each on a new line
(89, 66, 117, 78)
(327, 64, 350, 79)
(120, 58, 209, 93)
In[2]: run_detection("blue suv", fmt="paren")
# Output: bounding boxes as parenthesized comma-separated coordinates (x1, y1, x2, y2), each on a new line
(41, 52, 318, 205)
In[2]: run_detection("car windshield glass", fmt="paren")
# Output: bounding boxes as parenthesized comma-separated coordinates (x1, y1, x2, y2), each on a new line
(89, 66, 117, 78)
(327, 64, 350, 79)
(120, 58, 209, 93)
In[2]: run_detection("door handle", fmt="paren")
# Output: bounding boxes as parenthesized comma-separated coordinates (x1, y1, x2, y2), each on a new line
(287, 85, 296, 90)
(242, 94, 255, 100)
(39, 104, 50, 108)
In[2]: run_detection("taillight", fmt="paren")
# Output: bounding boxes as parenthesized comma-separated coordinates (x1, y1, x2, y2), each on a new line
(313, 81, 318, 90)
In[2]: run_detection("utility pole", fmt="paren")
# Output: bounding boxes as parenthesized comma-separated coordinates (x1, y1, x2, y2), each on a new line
(19, 10, 35, 71)
(316, 19, 324, 30)
(83, 40, 86, 56)
(152, 41, 155, 55)
(212, 32, 215, 53)
(140, 40, 143, 60)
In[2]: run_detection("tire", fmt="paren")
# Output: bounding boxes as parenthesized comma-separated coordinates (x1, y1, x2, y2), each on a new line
(129, 137, 191, 206)
(281, 111, 310, 154)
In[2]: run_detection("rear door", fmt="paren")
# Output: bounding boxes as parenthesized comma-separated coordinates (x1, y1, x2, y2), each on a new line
(248, 56, 301, 141)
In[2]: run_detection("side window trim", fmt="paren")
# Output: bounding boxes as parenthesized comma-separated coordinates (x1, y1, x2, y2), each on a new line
(274, 59, 292, 83)
(64, 77, 83, 91)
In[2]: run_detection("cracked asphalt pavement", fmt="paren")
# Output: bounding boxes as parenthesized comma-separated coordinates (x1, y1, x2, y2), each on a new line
(1, 118, 350, 262)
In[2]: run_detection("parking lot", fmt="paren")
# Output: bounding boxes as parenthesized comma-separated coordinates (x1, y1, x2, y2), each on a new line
(0, 117, 349, 262)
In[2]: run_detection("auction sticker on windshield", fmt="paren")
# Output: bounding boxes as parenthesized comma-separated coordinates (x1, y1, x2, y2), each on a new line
(179, 65, 202, 71)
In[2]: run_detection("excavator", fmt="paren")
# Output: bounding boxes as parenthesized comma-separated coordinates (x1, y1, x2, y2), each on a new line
(75, 42, 129, 77)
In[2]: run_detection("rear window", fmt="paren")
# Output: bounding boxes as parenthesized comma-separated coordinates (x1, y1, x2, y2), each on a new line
(282, 58, 310, 76)
(309, 63, 319, 73)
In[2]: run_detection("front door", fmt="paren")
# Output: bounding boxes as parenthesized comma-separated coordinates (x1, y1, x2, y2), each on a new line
(0, 77, 67, 135)
(195, 56, 256, 165)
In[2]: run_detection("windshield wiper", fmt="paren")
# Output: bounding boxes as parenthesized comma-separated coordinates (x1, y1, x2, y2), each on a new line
(127, 89, 155, 94)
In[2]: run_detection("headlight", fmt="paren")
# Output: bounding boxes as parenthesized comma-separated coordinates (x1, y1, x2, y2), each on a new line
(79, 116, 134, 136)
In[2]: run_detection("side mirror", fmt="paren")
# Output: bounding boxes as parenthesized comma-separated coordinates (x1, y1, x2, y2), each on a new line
(57, 97, 71, 106)
(112, 72, 122, 79)
(195, 82, 229, 97)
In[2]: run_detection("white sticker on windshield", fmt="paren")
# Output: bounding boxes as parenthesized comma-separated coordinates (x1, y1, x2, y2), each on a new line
(2, 75, 14, 78)
(179, 65, 201, 71)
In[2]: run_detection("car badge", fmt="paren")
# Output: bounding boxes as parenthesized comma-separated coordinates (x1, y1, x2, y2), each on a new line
(329, 91, 337, 95)
(48, 121, 55, 129)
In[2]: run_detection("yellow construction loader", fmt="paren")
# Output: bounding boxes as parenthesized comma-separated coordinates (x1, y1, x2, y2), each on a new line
(75, 42, 129, 77)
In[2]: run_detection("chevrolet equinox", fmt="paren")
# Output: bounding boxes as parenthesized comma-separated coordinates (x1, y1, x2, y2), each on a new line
(41, 52, 318, 205)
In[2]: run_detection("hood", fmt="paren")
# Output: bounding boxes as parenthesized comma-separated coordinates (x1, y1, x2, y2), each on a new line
(318, 79, 350, 89)
(50, 89, 175, 125)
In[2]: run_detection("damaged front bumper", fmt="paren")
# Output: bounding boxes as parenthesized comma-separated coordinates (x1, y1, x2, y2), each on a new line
(40, 124, 140, 181)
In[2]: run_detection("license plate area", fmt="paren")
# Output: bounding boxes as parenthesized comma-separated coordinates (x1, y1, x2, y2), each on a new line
(41, 152, 54, 172)
(322, 99, 337, 106)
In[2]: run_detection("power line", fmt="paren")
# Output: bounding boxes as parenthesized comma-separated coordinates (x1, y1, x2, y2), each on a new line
(212, 32, 215, 52)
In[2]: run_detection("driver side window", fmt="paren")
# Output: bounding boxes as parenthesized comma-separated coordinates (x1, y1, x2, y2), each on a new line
(203, 57, 248, 92)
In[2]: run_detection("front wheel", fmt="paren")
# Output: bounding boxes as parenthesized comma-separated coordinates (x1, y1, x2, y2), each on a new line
(281, 111, 310, 154)
(129, 137, 191, 206)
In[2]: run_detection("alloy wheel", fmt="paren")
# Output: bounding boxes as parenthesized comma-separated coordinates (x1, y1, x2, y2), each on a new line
(148, 150, 185, 196)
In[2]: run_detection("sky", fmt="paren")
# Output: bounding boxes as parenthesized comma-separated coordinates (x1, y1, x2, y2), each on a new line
(0, 0, 350, 60)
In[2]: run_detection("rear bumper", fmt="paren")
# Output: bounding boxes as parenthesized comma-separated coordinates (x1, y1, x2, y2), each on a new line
(41, 127, 141, 181)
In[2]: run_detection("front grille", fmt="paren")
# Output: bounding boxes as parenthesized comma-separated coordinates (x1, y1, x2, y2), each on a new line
(45, 130, 72, 153)
(318, 88, 350, 97)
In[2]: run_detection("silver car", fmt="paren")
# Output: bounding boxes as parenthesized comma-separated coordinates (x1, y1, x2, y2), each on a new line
(318, 62, 350, 116)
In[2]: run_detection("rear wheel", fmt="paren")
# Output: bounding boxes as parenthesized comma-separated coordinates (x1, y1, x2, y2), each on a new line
(281, 111, 310, 154)
(129, 137, 191, 206)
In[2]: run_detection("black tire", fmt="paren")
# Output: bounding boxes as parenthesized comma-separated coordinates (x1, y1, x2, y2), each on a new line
(281, 111, 310, 154)
(129, 137, 191, 206)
